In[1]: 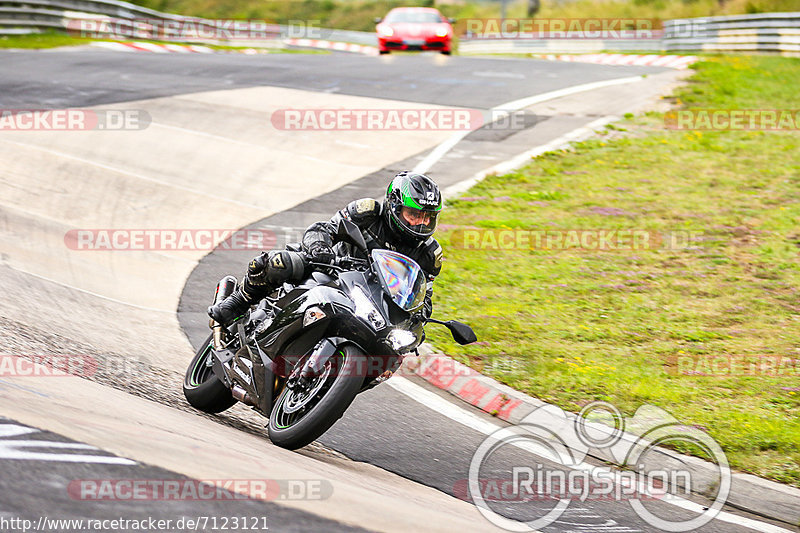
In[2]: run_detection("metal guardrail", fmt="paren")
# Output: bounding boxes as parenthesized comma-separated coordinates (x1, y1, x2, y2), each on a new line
(0, 0, 308, 44)
(457, 12, 800, 55)
(663, 12, 800, 53)
(0, 0, 380, 46)
(0, 0, 381, 44)
(319, 28, 376, 46)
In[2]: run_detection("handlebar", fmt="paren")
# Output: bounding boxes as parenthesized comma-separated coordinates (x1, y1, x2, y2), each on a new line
(306, 255, 370, 272)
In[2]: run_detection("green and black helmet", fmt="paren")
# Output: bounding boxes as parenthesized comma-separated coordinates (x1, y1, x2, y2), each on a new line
(384, 171, 443, 242)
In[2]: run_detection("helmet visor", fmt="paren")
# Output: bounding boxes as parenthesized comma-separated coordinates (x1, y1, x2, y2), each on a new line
(397, 205, 439, 238)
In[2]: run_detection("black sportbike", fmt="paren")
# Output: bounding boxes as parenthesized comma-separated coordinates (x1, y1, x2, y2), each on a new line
(183, 219, 477, 450)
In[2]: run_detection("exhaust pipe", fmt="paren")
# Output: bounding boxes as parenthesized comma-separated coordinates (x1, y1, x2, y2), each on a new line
(210, 275, 237, 350)
(231, 385, 255, 406)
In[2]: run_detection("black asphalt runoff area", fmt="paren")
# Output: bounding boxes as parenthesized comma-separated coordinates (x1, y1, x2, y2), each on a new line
(0, 417, 372, 532)
(0, 49, 665, 109)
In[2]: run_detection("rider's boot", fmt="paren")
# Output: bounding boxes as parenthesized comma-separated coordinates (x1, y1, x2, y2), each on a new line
(208, 288, 253, 326)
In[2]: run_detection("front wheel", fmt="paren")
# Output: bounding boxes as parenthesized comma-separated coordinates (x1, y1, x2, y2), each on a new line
(183, 333, 236, 413)
(268, 344, 365, 450)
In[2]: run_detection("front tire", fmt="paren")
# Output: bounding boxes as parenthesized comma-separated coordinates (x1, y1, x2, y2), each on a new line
(268, 344, 365, 450)
(183, 333, 236, 413)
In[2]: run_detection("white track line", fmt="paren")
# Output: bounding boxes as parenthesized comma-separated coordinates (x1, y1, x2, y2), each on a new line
(387, 377, 794, 533)
(411, 76, 644, 174)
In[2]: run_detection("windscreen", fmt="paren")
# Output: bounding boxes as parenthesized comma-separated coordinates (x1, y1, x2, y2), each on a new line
(384, 12, 444, 24)
(371, 249, 426, 311)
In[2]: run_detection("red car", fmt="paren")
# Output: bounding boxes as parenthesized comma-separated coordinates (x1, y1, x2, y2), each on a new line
(375, 7, 454, 55)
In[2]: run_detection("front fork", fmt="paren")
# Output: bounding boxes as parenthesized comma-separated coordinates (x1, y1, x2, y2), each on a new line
(210, 275, 237, 350)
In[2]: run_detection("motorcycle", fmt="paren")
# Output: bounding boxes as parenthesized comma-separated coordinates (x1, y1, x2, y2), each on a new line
(183, 218, 477, 450)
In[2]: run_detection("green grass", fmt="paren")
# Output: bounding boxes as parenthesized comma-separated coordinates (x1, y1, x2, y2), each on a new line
(0, 32, 95, 49)
(429, 55, 800, 487)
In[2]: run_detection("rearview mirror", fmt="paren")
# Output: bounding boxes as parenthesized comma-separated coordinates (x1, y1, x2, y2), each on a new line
(446, 320, 477, 345)
(374, 17, 383, 24)
(336, 218, 369, 254)
(448, 17, 456, 24)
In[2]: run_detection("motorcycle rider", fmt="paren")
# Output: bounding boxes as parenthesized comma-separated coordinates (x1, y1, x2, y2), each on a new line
(208, 171, 444, 325)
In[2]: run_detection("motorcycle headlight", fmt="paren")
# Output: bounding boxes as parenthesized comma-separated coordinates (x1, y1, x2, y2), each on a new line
(352, 287, 386, 330)
(387, 329, 417, 352)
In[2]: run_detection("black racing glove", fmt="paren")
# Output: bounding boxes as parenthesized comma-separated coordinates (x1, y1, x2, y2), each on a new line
(246, 252, 270, 287)
(307, 242, 335, 264)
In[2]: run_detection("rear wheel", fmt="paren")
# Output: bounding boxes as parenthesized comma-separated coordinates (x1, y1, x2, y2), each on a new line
(183, 333, 236, 413)
(268, 344, 365, 450)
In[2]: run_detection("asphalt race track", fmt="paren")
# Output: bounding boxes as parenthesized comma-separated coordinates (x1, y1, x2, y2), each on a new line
(1, 48, 795, 533)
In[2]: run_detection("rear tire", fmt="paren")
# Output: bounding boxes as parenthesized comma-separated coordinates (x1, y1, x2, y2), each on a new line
(183, 333, 236, 414)
(268, 344, 365, 450)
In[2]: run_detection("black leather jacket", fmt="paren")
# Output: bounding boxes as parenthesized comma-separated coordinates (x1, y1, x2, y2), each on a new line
(301, 198, 443, 318)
